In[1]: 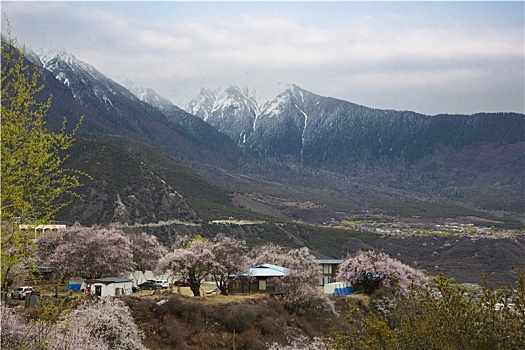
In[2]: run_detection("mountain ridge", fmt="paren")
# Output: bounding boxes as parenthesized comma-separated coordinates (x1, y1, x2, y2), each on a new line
(187, 82, 524, 165)
(23, 43, 525, 218)
(27, 47, 243, 173)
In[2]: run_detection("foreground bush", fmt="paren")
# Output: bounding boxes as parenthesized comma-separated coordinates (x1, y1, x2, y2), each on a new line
(126, 293, 334, 350)
(327, 269, 525, 350)
(59, 297, 148, 350)
(1, 297, 148, 350)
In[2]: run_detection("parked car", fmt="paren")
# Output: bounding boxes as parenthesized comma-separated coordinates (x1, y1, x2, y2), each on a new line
(174, 279, 190, 287)
(11, 286, 33, 299)
(132, 285, 140, 293)
(156, 280, 169, 289)
(138, 281, 162, 290)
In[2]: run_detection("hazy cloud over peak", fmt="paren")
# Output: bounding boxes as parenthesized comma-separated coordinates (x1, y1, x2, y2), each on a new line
(2, 1, 523, 115)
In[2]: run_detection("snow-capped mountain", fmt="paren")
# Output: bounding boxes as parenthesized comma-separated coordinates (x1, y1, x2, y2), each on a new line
(36, 49, 138, 108)
(123, 81, 238, 154)
(186, 86, 259, 145)
(123, 80, 182, 115)
(28, 47, 241, 169)
(20, 42, 525, 215)
(187, 83, 524, 180)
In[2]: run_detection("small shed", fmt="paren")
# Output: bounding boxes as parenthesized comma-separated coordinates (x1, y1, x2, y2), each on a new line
(85, 277, 133, 297)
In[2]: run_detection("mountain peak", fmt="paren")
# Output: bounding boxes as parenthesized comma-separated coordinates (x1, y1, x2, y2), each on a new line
(185, 85, 259, 144)
(286, 84, 316, 102)
(38, 48, 85, 71)
(122, 79, 179, 112)
(289, 83, 303, 92)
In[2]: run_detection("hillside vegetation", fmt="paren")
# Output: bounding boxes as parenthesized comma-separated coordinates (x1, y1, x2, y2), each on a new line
(123, 269, 524, 350)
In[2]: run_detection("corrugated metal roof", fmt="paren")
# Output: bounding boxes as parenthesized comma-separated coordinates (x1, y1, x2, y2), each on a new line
(246, 264, 294, 277)
(86, 277, 133, 284)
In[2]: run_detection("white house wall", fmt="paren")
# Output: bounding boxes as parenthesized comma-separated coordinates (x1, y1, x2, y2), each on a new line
(90, 282, 133, 297)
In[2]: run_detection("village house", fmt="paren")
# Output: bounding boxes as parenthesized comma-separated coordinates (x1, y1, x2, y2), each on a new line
(85, 277, 134, 297)
(229, 259, 344, 294)
(229, 264, 293, 294)
(318, 259, 343, 286)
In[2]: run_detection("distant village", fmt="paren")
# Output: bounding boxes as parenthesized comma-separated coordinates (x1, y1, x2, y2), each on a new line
(322, 214, 523, 239)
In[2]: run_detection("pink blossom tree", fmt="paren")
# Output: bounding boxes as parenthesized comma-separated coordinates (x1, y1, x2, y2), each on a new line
(1, 298, 146, 350)
(251, 244, 321, 289)
(35, 229, 63, 260)
(251, 242, 289, 266)
(158, 234, 251, 296)
(1, 303, 33, 349)
(337, 250, 428, 295)
(57, 297, 147, 350)
(158, 236, 214, 296)
(47, 326, 110, 350)
(50, 226, 135, 279)
(0, 303, 107, 350)
(125, 231, 167, 271)
(207, 233, 250, 295)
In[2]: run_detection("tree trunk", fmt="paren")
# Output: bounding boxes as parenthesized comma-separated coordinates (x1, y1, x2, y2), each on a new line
(218, 280, 228, 296)
(189, 278, 201, 296)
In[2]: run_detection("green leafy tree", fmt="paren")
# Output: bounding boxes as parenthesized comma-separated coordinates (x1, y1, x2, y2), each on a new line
(1, 28, 84, 288)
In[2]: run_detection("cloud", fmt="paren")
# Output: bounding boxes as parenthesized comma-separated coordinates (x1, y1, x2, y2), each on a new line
(2, 2, 523, 114)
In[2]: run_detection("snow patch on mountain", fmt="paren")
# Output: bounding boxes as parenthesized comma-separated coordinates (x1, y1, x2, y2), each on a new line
(297, 105, 308, 161)
(186, 87, 219, 121)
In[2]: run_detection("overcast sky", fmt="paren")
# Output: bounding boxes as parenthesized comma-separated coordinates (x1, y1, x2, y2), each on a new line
(2, 1, 524, 115)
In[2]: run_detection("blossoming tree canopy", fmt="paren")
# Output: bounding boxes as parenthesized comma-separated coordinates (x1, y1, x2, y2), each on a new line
(158, 235, 216, 296)
(37, 226, 135, 279)
(337, 250, 428, 294)
(158, 234, 250, 296)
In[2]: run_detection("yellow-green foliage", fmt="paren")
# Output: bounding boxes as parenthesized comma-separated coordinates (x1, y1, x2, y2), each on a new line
(339, 220, 355, 227)
(327, 269, 525, 350)
(1, 29, 84, 288)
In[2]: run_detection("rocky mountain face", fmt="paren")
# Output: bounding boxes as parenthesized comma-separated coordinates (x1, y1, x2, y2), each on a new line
(188, 84, 524, 168)
(186, 86, 259, 145)
(60, 139, 200, 226)
(23, 44, 525, 219)
(31, 49, 241, 170)
(187, 84, 525, 213)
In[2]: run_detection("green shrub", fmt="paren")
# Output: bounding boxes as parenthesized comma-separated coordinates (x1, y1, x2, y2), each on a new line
(327, 269, 525, 350)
